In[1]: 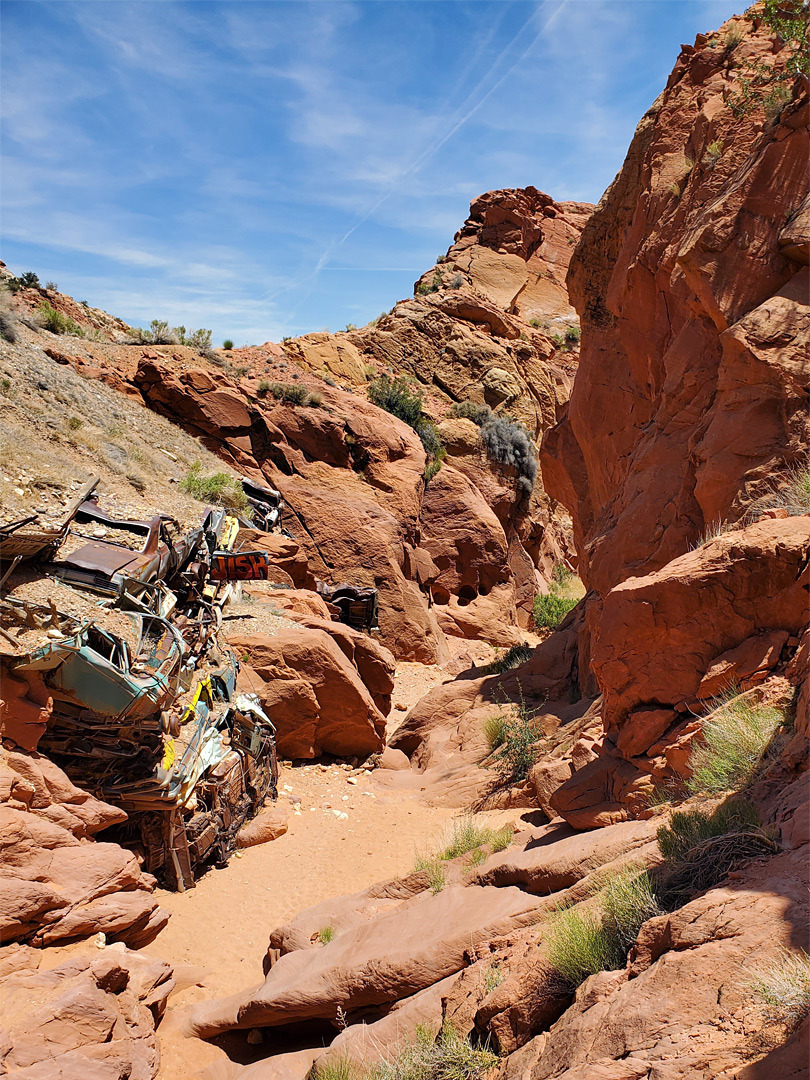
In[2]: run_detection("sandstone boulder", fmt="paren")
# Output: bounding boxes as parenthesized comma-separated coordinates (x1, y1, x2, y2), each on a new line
(592, 519, 810, 737)
(0, 748, 168, 949)
(185, 885, 545, 1038)
(230, 626, 387, 759)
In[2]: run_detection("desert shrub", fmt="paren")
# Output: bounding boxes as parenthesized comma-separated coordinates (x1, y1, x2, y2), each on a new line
(686, 693, 784, 795)
(533, 562, 581, 629)
(67, 416, 83, 430)
(488, 687, 543, 784)
(600, 865, 662, 951)
(368, 374, 444, 477)
(564, 325, 581, 345)
(36, 301, 83, 337)
(759, 0, 808, 76)
(481, 643, 533, 676)
(751, 949, 810, 1030)
(416, 817, 514, 876)
(483, 964, 504, 994)
(450, 400, 493, 427)
(223, 338, 234, 350)
(186, 327, 213, 352)
(545, 904, 623, 992)
(412, 856, 447, 894)
(345, 322, 357, 331)
(18, 271, 40, 288)
(317, 925, 336, 944)
(368, 374, 423, 427)
(449, 274, 465, 289)
(311, 1060, 355, 1080)
(415, 418, 443, 459)
(373, 1021, 497, 1080)
(44, 280, 58, 291)
(179, 461, 251, 514)
(655, 800, 779, 909)
(267, 382, 309, 405)
(702, 139, 724, 167)
(489, 824, 513, 852)
(416, 269, 444, 296)
(532, 591, 575, 630)
(479, 415, 537, 496)
(752, 464, 810, 518)
(307, 390, 324, 407)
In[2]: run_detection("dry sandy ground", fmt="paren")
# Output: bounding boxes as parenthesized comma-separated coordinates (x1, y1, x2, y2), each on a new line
(145, 655, 513, 1079)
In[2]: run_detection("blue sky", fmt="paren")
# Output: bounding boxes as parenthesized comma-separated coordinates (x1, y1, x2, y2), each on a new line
(1, 0, 743, 344)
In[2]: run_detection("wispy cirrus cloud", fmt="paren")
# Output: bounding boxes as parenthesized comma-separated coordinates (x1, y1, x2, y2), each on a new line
(1, 0, 744, 342)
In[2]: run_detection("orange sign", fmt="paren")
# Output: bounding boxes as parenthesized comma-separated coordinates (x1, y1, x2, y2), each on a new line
(209, 551, 270, 581)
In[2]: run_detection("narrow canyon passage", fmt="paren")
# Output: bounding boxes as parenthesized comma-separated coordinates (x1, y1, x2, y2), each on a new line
(146, 659, 516, 1080)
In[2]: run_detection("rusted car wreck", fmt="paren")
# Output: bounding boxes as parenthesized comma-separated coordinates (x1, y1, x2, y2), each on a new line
(0, 488, 281, 890)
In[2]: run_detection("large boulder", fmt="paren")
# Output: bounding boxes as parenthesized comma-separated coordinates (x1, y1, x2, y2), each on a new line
(593, 518, 810, 737)
(230, 625, 387, 759)
(185, 885, 545, 1038)
(503, 842, 810, 1079)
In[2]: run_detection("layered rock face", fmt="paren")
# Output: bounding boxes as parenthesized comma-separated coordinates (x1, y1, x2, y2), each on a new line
(53, 188, 589, 659)
(536, 13, 810, 804)
(542, 16, 809, 598)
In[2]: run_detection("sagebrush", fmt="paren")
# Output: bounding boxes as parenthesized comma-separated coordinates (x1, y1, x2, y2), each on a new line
(179, 461, 251, 514)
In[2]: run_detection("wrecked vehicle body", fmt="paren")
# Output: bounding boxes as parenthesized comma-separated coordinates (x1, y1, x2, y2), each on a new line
(317, 582, 379, 631)
(3, 598, 277, 891)
(48, 496, 203, 599)
(240, 478, 284, 532)
(100, 666, 278, 891)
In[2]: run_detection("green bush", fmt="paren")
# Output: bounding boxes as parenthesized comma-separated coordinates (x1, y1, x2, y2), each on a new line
(450, 400, 493, 427)
(36, 301, 84, 337)
(179, 461, 251, 514)
(686, 692, 784, 795)
(223, 339, 234, 350)
(533, 562, 581, 629)
(751, 949, 810, 1030)
(416, 269, 444, 296)
(656, 800, 779, 909)
(488, 688, 543, 784)
(18, 271, 40, 288)
(545, 904, 623, 992)
(373, 1021, 497, 1080)
(267, 381, 309, 405)
(317, 924, 336, 944)
(368, 374, 444, 478)
(564, 325, 581, 345)
(532, 591, 576, 629)
(368, 374, 423, 427)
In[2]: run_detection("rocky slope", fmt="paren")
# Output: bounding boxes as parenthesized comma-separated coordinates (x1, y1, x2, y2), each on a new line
(1, 189, 591, 661)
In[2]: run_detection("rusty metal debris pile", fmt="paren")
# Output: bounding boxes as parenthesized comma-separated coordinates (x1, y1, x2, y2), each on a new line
(0, 477, 290, 890)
